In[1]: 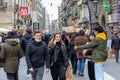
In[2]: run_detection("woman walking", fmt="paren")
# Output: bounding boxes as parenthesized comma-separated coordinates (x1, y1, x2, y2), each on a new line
(48, 32, 70, 80)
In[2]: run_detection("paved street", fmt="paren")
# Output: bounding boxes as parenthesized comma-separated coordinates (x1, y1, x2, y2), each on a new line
(0, 57, 120, 80)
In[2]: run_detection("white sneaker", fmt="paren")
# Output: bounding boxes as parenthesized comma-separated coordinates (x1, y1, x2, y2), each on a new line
(26, 74, 31, 78)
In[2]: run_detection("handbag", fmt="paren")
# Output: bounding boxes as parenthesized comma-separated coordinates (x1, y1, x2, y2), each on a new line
(66, 67, 74, 80)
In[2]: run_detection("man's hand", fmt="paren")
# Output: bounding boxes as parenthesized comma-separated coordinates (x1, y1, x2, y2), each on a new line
(45, 68, 50, 73)
(74, 46, 78, 51)
(29, 67, 34, 72)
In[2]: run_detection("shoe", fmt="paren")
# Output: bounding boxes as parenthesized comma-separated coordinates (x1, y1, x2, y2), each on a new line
(80, 73, 84, 76)
(78, 72, 80, 75)
(26, 74, 31, 78)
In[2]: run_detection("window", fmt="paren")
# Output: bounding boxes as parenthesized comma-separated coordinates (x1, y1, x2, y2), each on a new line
(0, 0, 3, 5)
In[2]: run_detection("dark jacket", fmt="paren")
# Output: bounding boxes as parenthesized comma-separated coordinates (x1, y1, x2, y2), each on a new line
(69, 40, 76, 57)
(21, 33, 33, 53)
(0, 39, 23, 73)
(111, 35, 120, 49)
(25, 39, 50, 69)
(48, 43, 69, 67)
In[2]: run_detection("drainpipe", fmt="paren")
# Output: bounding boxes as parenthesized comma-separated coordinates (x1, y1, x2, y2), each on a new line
(14, 0, 16, 29)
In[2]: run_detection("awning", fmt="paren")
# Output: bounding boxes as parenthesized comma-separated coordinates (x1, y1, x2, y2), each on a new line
(0, 28, 12, 32)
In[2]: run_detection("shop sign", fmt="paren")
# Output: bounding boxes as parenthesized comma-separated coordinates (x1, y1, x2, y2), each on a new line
(20, 7, 28, 16)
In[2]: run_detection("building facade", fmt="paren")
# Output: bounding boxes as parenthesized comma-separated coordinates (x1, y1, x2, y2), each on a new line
(59, 0, 120, 38)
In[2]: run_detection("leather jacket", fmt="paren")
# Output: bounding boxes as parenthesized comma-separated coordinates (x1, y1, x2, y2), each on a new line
(48, 44, 69, 67)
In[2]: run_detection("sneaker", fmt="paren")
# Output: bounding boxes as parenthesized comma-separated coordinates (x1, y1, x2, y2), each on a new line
(26, 74, 31, 78)
(80, 73, 84, 76)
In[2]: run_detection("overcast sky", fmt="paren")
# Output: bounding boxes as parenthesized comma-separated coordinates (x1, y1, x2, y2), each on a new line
(42, 0, 62, 20)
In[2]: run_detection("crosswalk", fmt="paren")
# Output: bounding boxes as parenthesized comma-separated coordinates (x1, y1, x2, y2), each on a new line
(104, 72, 116, 80)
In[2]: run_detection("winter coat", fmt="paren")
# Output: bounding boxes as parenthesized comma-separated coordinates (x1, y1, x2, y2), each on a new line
(77, 32, 107, 63)
(74, 36, 88, 58)
(21, 33, 33, 53)
(69, 40, 77, 58)
(25, 39, 50, 69)
(48, 43, 69, 67)
(111, 35, 120, 49)
(0, 39, 23, 73)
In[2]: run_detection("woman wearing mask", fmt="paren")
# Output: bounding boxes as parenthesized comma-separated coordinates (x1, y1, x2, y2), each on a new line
(48, 32, 70, 80)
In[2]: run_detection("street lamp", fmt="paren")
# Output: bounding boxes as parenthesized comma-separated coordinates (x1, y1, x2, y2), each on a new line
(87, 0, 99, 33)
(87, 0, 92, 33)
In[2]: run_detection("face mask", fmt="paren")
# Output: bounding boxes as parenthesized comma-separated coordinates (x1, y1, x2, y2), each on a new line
(35, 39, 41, 42)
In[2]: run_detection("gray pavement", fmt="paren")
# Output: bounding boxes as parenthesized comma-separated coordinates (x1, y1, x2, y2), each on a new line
(0, 57, 120, 80)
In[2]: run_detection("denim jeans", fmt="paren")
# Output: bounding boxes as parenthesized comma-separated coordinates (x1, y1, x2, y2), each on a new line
(94, 63, 104, 80)
(31, 67, 44, 80)
(78, 58, 86, 74)
(114, 49, 119, 62)
(27, 68, 30, 75)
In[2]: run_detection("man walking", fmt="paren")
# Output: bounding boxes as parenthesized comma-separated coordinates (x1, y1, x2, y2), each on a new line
(25, 31, 50, 80)
(111, 31, 120, 62)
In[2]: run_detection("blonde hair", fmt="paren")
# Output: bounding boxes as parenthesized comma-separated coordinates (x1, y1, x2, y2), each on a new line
(48, 32, 66, 50)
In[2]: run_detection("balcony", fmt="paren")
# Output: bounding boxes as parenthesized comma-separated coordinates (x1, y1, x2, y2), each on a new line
(0, 2, 7, 9)
(71, 0, 78, 6)
(82, 0, 87, 4)
(72, 7, 78, 19)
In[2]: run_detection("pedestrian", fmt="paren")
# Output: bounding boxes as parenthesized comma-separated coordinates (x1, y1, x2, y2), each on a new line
(75, 26, 107, 80)
(0, 31, 23, 80)
(48, 32, 70, 80)
(111, 31, 120, 62)
(86, 32, 96, 80)
(62, 31, 71, 59)
(21, 28, 33, 77)
(74, 30, 88, 76)
(69, 33, 78, 75)
(25, 31, 50, 80)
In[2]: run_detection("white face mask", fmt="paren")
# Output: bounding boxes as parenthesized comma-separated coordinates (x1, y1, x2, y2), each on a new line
(35, 39, 41, 42)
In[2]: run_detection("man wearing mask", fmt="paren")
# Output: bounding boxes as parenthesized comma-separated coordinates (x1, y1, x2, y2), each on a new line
(25, 31, 50, 80)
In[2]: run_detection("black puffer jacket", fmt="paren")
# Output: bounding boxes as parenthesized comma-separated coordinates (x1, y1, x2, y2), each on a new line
(49, 42, 69, 67)
(25, 39, 50, 68)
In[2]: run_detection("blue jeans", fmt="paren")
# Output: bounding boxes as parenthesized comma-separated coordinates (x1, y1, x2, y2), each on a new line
(95, 63, 104, 80)
(27, 68, 30, 75)
(114, 49, 119, 62)
(78, 58, 86, 74)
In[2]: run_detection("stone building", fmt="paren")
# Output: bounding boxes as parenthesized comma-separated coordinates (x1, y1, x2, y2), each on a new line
(59, 0, 120, 38)
(0, 0, 32, 30)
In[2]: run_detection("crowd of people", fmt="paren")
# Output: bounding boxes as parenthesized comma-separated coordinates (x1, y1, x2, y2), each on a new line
(0, 25, 110, 80)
